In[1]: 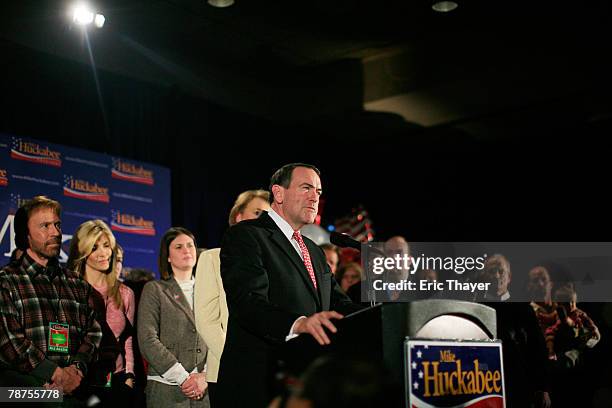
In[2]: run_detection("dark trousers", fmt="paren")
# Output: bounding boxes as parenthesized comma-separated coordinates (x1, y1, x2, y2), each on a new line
(215, 351, 275, 408)
(207, 382, 217, 406)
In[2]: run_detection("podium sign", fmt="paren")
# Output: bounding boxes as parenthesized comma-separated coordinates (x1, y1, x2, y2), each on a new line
(405, 339, 505, 408)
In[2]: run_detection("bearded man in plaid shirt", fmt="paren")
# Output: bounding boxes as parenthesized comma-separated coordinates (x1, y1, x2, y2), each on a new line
(0, 196, 102, 397)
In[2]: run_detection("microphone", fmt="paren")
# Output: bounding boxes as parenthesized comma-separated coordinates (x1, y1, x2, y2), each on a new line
(330, 232, 382, 306)
(330, 232, 387, 257)
(330, 232, 362, 251)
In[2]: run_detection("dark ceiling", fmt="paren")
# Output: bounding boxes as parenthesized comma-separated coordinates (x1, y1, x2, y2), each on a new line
(2, 0, 612, 244)
(2, 0, 612, 127)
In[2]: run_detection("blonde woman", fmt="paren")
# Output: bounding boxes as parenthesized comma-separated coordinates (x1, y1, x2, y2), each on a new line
(195, 189, 270, 405)
(227, 189, 270, 226)
(67, 220, 136, 404)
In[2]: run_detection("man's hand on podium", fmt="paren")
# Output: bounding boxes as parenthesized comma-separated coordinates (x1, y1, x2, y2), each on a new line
(294, 311, 344, 345)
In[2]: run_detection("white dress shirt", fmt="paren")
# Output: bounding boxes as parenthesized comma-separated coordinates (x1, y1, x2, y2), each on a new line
(267, 209, 308, 340)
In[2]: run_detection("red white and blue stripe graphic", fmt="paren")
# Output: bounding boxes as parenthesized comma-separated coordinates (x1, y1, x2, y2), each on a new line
(11, 138, 62, 167)
(63, 186, 109, 203)
(111, 168, 154, 185)
(110, 221, 156, 236)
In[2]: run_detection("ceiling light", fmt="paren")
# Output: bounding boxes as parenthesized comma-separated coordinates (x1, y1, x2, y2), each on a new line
(432, 1, 458, 12)
(73, 5, 94, 25)
(94, 13, 105, 28)
(71, 3, 105, 28)
(208, 0, 235, 7)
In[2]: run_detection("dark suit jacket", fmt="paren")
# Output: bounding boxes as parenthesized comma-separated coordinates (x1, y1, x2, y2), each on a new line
(215, 212, 358, 407)
(485, 301, 549, 408)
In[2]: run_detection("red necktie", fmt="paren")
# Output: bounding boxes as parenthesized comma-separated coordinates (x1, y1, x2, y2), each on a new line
(292, 231, 317, 289)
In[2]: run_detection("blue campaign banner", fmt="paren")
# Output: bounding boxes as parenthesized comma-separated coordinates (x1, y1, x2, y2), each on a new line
(0, 133, 171, 277)
(406, 339, 505, 408)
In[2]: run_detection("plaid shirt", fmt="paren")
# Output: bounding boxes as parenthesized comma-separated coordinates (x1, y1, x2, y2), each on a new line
(545, 307, 599, 351)
(0, 253, 102, 381)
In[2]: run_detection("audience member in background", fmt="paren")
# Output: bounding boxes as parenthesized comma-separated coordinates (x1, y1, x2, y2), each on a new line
(7, 247, 24, 265)
(123, 269, 155, 312)
(336, 262, 363, 293)
(228, 189, 270, 226)
(121, 266, 156, 402)
(111, 245, 149, 406)
(275, 356, 402, 408)
(124, 268, 155, 283)
(414, 269, 439, 299)
(338, 262, 364, 303)
(0, 196, 102, 402)
(319, 243, 340, 276)
(545, 285, 601, 367)
(138, 227, 209, 407)
(195, 189, 269, 406)
(479, 255, 551, 408)
(481, 254, 511, 301)
(115, 244, 125, 281)
(376, 236, 411, 302)
(419, 269, 438, 285)
(67, 220, 137, 405)
(528, 266, 559, 335)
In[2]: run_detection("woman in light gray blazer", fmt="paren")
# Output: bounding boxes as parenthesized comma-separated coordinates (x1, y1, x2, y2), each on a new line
(138, 227, 209, 407)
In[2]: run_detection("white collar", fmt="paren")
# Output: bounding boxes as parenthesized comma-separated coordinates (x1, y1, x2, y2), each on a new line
(484, 290, 511, 302)
(267, 209, 299, 240)
(175, 276, 195, 288)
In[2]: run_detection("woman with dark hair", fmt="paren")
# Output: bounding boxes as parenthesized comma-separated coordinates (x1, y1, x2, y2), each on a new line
(67, 219, 136, 404)
(138, 227, 209, 407)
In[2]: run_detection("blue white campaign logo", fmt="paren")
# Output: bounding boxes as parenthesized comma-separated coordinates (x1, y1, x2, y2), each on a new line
(111, 209, 156, 236)
(9, 194, 29, 211)
(63, 175, 110, 203)
(10, 137, 62, 167)
(407, 339, 505, 408)
(111, 158, 154, 185)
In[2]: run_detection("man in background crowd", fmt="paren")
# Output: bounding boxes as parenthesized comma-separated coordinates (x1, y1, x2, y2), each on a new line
(480, 254, 551, 408)
(0, 196, 102, 401)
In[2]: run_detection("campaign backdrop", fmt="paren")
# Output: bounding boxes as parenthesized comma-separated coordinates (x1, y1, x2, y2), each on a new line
(0, 133, 171, 277)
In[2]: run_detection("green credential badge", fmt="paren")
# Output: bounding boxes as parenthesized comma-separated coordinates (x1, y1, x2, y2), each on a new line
(48, 322, 69, 353)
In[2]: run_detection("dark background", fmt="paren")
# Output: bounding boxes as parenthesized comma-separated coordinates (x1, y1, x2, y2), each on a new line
(2, 0, 612, 405)
(2, 37, 612, 248)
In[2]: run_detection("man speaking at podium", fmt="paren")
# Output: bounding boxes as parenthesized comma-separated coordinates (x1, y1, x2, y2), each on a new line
(215, 163, 360, 407)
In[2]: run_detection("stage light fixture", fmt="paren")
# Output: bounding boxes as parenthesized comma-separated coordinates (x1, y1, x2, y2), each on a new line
(94, 14, 105, 28)
(71, 3, 105, 28)
(208, 0, 234, 7)
(432, 0, 458, 12)
(73, 4, 94, 25)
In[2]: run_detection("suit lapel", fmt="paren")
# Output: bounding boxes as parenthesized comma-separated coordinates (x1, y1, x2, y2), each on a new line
(263, 215, 320, 305)
(162, 278, 195, 327)
(304, 238, 326, 297)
